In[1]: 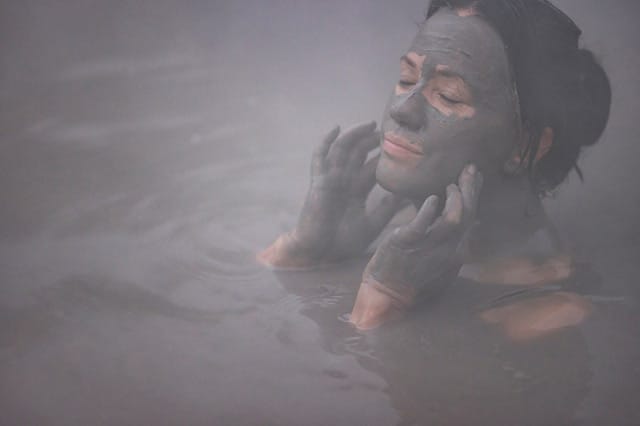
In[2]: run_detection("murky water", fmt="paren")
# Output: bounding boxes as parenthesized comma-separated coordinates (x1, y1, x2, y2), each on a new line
(2, 1, 640, 425)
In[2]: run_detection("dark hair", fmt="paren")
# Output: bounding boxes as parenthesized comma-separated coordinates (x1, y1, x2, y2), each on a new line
(427, 0, 611, 193)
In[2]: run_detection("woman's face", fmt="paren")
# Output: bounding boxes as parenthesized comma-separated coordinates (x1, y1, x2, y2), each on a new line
(376, 8, 522, 201)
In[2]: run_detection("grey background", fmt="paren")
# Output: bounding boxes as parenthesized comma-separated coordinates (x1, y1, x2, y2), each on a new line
(1, 1, 639, 425)
(1, 0, 639, 251)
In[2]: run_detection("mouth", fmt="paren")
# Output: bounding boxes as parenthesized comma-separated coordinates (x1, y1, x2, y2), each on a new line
(382, 132, 424, 160)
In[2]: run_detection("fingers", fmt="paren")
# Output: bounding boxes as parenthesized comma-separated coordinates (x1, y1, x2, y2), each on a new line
(413, 195, 441, 231)
(392, 195, 439, 244)
(458, 164, 484, 223)
(442, 184, 463, 225)
(312, 125, 340, 175)
(388, 167, 477, 249)
(327, 121, 377, 166)
(423, 184, 464, 244)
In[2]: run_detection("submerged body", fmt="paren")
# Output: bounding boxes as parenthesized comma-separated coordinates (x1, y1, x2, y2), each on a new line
(259, 0, 610, 336)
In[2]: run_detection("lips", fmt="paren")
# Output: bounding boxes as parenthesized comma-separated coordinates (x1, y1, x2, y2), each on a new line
(382, 133, 424, 160)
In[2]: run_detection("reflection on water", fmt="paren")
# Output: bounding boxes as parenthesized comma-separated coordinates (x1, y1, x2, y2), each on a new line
(2, 1, 640, 425)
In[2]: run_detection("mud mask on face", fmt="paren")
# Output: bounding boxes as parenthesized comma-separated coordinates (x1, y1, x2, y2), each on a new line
(409, 10, 518, 103)
(376, 9, 521, 202)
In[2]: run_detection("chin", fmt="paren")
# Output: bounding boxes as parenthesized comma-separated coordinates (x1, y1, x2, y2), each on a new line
(375, 159, 444, 201)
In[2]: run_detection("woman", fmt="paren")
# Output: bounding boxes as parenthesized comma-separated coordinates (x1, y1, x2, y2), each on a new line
(259, 0, 611, 333)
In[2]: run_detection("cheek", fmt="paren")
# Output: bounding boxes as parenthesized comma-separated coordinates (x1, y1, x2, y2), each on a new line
(421, 114, 478, 152)
(420, 113, 514, 171)
(478, 108, 521, 158)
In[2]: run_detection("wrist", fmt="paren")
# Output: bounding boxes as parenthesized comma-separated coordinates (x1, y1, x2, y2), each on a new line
(361, 274, 416, 308)
(257, 232, 323, 270)
(362, 264, 461, 307)
(350, 278, 410, 330)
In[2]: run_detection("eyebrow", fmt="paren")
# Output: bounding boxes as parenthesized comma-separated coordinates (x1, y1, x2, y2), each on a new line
(435, 67, 465, 80)
(400, 54, 417, 68)
(434, 66, 472, 93)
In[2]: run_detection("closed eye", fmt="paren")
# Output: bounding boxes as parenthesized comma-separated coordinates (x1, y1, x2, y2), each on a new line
(439, 93, 462, 104)
(399, 80, 417, 87)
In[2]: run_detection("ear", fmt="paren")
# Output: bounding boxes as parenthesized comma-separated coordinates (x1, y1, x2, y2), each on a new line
(535, 127, 554, 163)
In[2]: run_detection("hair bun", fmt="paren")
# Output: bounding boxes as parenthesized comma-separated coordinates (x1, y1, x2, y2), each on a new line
(565, 48, 611, 147)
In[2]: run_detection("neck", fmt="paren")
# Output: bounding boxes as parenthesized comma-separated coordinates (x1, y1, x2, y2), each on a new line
(410, 172, 546, 261)
(475, 171, 546, 259)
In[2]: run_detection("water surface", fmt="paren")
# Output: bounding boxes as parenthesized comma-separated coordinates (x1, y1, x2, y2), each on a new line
(1, 1, 639, 425)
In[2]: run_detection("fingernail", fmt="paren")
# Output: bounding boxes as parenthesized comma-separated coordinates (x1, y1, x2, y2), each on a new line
(467, 164, 477, 175)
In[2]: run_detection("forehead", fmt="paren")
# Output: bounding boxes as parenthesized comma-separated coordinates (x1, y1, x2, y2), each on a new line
(409, 9, 512, 89)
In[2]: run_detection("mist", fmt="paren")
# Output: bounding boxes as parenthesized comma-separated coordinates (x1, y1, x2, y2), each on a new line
(1, 1, 639, 425)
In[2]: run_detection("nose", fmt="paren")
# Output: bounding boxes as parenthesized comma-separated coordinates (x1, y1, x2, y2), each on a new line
(389, 89, 427, 132)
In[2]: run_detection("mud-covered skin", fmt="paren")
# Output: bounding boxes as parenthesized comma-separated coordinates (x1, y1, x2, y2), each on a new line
(258, 122, 404, 269)
(262, 8, 581, 334)
(376, 9, 521, 203)
(360, 165, 482, 304)
(349, 9, 522, 328)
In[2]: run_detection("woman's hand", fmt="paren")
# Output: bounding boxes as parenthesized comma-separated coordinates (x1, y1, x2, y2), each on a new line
(350, 164, 483, 329)
(258, 122, 404, 269)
